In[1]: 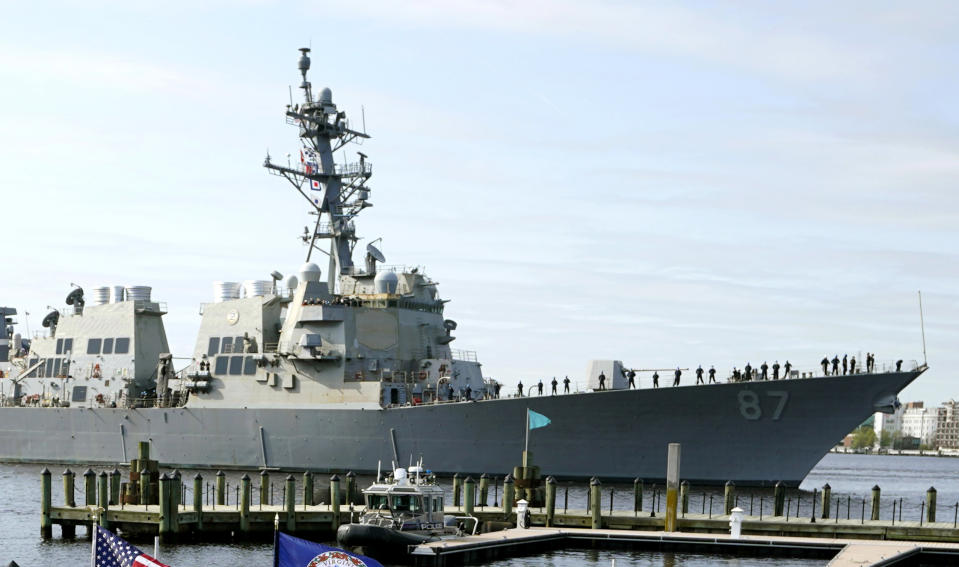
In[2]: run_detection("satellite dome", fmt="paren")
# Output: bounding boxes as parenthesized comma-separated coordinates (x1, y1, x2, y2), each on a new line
(373, 270, 398, 294)
(299, 262, 322, 283)
(320, 87, 333, 105)
(284, 274, 299, 291)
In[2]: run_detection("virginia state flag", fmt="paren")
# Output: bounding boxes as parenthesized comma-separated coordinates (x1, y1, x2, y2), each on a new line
(528, 409, 551, 430)
(274, 532, 383, 567)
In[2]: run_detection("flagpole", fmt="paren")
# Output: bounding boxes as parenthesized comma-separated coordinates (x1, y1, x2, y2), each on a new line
(90, 519, 96, 567)
(524, 407, 530, 456)
(273, 513, 280, 567)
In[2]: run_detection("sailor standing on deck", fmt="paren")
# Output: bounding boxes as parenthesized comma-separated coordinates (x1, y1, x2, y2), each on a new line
(760, 361, 768, 380)
(598, 372, 606, 391)
(821, 357, 830, 375)
(832, 355, 840, 376)
(784, 360, 792, 378)
(772, 361, 780, 380)
(708, 366, 716, 383)
(744, 363, 752, 382)
(652, 371, 659, 388)
(896, 359, 903, 372)
(563, 376, 570, 394)
(673, 367, 681, 387)
(551, 377, 558, 395)
(842, 354, 848, 375)
(537, 380, 543, 396)
(695, 365, 704, 385)
(517, 381, 524, 397)
(850, 356, 856, 374)
(627, 369, 636, 389)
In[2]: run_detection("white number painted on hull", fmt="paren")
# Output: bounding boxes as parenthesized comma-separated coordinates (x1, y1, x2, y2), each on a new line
(737, 390, 789, 421)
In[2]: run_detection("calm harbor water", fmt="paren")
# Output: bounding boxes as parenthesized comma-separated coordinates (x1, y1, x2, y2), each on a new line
(6, 452, 958, 566)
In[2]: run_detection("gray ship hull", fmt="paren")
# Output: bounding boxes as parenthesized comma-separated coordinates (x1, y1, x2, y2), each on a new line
(0, 371, 920, 485)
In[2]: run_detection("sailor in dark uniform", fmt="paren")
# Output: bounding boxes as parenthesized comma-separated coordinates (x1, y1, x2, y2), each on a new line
(598, 372, 606, 391)
(760, 361, 768, 380)
(772, 361, 780, 380)
(627, 369, 636, 389)
(744, 363, 752, 381)
(652, 371, 659, 388)
(563, 376, 570, 393)
(842, 354, 848, 375)
(537, 380, 543, 395)
(821, 357, 829, 375)
(695, 365, 704, 384)
(708, 365, 716, 383)
(517, 381, 523, 397)
(896, 359, 903, 372)
(832, 355, 840, 375)
(551, 377, 558, 395)
(784, 360, 792, 378)
(673, 367, 681, 387)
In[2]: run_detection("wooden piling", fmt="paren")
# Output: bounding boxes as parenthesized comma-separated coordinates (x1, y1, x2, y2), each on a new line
(84, 468, 96, 506)
(346, 471, 356, 505)
(40, 468, 52, 539)
(215, 470, 225, 507)
(330, 475, 341, 531)
(139, 468, 150, 506)
(260, 470, 270, 507)
(633, 478, 643, 513)
(545, 476, 556, 527)
(453, 473, 461, 508)
(464, 476, 476, 516)
(285, 475, 296, 532)
(62, 469, 75, 508)
(590, 477, 602, 529)
(871, 485, 881, 521)
(724, 481, 736, 516)
(240, 474, 251, 533)
(158, 473, 171, 539)
(503, 475, 515, 517)
(665, 443, 680, 532)
(138, 440, 150, 463)
(303, 471, 314, 507)
(193, 473, 204, 531)
(172, 470, 181, 533)
(98, 471, 110, 529)
(479, 473, 489, 507)
(110, 468, 121, 506)
(680, 480, 689, 515)
(773, 482, 785, 517)
(927, 486, 937, 523)
(821, 483, 831, 519)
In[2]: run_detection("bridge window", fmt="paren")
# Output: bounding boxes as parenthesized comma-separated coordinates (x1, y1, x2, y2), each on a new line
(87, 338, 102, 355)
(243, 356, 257, 376)
(214, 356, 229, 375)
(229, 355, 243, 375)
(63, 338, 73, 354)
(44, 358, 54, 377)
(71, 385, 87, 403)
(207, 337, 220, 357)
(102, 338, 114, 355)
(56, 338, 64, 354)
(115, 338, 130, 354)
(53, 358, 61, 377)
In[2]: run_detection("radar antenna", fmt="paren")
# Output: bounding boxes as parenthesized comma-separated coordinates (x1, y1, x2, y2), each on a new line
(264, 48, 373, 292)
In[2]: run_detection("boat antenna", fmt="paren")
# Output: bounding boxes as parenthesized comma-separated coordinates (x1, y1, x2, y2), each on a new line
(389, 428, 400, 467)
(919, 290, 928, 366)
(376, 460, 381, 483)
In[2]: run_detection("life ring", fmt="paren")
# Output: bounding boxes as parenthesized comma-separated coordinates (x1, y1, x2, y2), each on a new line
(96, 393, 104, 404)
(92, 364, 101, 378)
(417, 371, 428, 380)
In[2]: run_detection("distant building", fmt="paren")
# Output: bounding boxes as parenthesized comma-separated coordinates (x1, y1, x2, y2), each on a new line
(936, 400, 959, 449)
(873, 405, 903, 442)
(901, 402, 938, 447)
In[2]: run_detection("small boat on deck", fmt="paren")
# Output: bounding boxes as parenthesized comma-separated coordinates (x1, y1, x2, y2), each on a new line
(336, 464, 477, 554)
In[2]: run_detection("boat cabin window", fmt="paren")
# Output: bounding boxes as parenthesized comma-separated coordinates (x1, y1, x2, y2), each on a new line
(53, 358, 61, 377)
(63, 338, 73, 354)
(56, 338, 64, 355)
(87, 338, 102, 355)
(102, 338, 114, 355)
(207, 337, 220, 357)
(45, 359, 54, 377)
(367, 494, 389, 510)
(391, 495, 422, 513)
(214, 356, 229, 375)
(433, 497, 443, 512)
(115, 338, 130, 354)
(243, 356, 257, 375)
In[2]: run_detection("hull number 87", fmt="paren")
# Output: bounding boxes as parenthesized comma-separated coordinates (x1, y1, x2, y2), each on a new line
(737, 390, 789, 421)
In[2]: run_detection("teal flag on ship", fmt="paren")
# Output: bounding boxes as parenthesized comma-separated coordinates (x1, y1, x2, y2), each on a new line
(528, 409, 551, 430)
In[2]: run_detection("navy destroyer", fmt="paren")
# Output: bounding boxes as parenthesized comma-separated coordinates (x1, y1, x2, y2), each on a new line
(0, 50, 927, 485)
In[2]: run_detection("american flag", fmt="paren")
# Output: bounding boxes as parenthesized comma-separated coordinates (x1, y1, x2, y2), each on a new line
(93, 526, 170, 567)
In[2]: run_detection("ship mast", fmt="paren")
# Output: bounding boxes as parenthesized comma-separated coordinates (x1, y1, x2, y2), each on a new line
(264, 47, 372, 292)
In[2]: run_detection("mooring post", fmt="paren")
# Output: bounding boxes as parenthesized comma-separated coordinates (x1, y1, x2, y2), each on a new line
(773, 482, 784, 517)
(346, 471, 356, 505)
(215, 470, 225, 507)
(171, 470, 181, 533)
(680, 481, 689, 515)
(665, 443, 681, 531)
(452, 473, 461, 508)
(158, 473, 171, 540)
(503, 474, 514, 518)
(545, 476, 556, 527)
(303, 471, 314, 508)
(479, 473, 489, 508)
(40, 468, 52, 539)
(927, 486, 937, 524)
(723, 480, 735, 516)
(330, 474, 341, 531)
(110, 468, 121, 506)
(285, 475, 296, 532)
(97, 471, 110, 529)
(871, 485, 881, 521)
(138, 441, 150, 463)
(821, 483, 831, 519)
(139, 468, 150, 507)
(633, 478, 643, 515)
(63, 468, 76, 508)
(464, 476, 476, 516)
(260, 470, 270, 507)
(193, 473, 203, 531)
(590, 477, 602, 529)
(84, 468, 96, 506)
(239, 474, 251, 533)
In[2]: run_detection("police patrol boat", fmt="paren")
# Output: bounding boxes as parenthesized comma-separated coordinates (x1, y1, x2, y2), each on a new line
(0, 49, 927, 486)
(336, 463, 476, 553)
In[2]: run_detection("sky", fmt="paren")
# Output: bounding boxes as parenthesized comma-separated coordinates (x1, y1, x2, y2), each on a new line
(1, 1, 957, 403)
